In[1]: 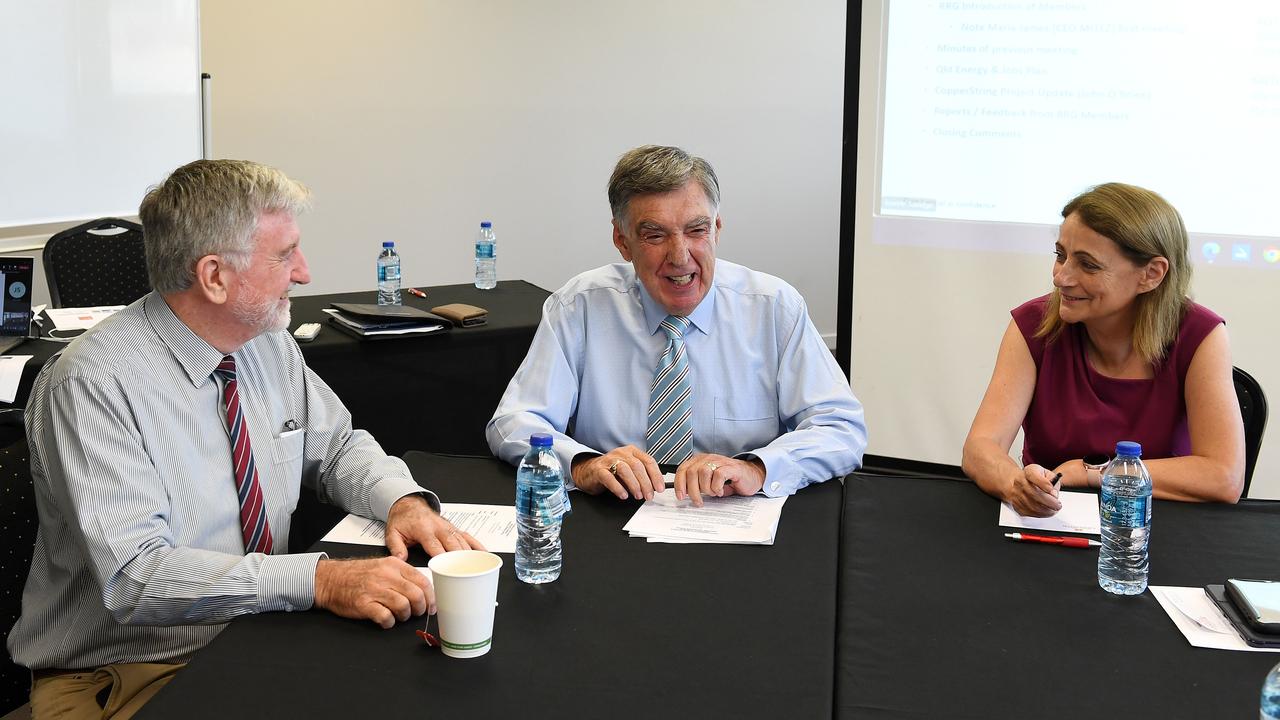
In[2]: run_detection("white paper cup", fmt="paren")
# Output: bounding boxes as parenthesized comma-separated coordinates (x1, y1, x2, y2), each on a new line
(426, 550, 502, 658)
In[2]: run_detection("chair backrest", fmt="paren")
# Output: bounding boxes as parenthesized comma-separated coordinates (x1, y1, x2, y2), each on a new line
(0, 426, 36, 715)
(1233, 366, 1268, 497)
(42, 218, 150, 308)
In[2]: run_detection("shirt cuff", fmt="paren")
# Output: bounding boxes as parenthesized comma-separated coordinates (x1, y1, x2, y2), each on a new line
(737, 448, 793, 497)
(258, 552, 325, 612)
(371, 476, 441, 520)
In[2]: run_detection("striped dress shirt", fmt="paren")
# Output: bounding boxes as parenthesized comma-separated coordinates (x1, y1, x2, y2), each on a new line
(8, 292, 433, 670)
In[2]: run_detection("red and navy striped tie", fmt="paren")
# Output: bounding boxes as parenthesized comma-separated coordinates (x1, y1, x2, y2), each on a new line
(214, 355, 274, 555)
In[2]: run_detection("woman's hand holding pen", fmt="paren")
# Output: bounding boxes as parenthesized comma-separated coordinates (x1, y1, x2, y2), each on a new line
(1050, 458, 1094, 489)
(1008, 463, 1062, 518)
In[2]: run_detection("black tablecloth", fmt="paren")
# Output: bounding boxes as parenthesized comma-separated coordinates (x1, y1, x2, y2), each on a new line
(137, 452, 844, 719)
(837, 473, 1280, 719)
(287, 280, 547, 457)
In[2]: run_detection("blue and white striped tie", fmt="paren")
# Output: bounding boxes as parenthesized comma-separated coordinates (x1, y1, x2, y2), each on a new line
(647, 315, 693, 464)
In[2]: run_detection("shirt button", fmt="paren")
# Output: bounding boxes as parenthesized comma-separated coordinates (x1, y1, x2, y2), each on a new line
(770, 482, 781, 491)
(284, 604, 295, 612)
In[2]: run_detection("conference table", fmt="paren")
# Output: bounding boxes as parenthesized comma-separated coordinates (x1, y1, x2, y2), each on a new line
(286, 280, 548, 457)
(838, 473, 1280, 719)
(135, 452, 845, 719)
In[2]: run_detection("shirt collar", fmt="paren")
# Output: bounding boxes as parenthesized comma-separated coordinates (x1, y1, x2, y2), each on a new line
(636, 265, 716, 338)
(143, 292, 231, 388)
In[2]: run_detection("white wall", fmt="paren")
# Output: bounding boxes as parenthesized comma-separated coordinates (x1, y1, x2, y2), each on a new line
(199, 0, 847, 343)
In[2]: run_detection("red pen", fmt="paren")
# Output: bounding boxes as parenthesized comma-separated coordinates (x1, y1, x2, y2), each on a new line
(406, 288, 428, 299)
(1003, 532, 1100, 548)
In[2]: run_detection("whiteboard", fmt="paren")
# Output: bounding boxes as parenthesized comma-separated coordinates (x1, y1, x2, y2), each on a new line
(0, 0, 202, 229)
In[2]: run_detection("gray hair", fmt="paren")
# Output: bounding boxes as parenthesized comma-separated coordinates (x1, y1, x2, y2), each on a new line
(607, 145, 720, 222)
(139, 159, 311, 294)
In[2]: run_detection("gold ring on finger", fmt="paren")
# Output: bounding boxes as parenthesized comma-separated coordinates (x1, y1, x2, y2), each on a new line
(706, 462, 720, 472)
(608, 460, 620, 476)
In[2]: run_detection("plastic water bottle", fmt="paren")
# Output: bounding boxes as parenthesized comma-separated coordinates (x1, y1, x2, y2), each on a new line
(474, 221, 497, 290)
(1097, 440, 1152, 595)
(515, 433, 570, 584)
(1263, 661, 1280, 719)
(377, 241, 401, 305)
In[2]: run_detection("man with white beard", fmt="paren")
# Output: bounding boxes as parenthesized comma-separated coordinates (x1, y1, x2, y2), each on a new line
(9, 160, 480, 719)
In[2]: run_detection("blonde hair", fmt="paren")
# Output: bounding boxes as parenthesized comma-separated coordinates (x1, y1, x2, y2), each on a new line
(1036, 182, 1191, 365)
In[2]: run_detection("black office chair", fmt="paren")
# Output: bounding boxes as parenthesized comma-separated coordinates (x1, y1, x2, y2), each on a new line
(1233, 366, 1268, 497)
(0, 410, 35, 717)
(42, 218, 150, 308)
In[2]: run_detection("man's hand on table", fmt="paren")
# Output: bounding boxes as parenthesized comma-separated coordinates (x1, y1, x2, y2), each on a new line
(675, 453, 765, 507)
(571, 444, 665, 500)
(314, 556, 433, 629)
(385, 494, 484, 559)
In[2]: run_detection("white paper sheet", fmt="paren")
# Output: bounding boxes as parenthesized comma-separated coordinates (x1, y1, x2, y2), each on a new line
(45, 305, 124, 331)
(998, 491, 1101, 535)
(623, 488, 787, 545)
(1150, 585, 1280, 653)
(321, 503, 517, 554)
(0, 354, 32, 403)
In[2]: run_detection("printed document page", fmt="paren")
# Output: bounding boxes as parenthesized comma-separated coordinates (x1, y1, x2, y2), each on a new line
(623, 489, 787, 545)
(45, 305, 124, 331)
(999, 491, 1100, 535)
(0, 355, 32, 403)
(322, 503, 517, 554)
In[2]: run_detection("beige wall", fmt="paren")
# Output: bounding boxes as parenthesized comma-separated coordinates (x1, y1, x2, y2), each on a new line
(200, 0, 847, 341)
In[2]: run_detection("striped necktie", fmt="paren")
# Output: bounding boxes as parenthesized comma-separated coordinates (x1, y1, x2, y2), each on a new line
(213, 355, 274, 555)
(647, 315, 693, 464)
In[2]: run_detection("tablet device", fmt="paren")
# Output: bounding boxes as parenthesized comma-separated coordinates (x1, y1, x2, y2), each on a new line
(1226, 578, 1280, 635)
(0, 256, 34, 354)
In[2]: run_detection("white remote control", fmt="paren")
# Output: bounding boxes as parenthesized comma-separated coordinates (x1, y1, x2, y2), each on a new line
(293, 322, 321, 342)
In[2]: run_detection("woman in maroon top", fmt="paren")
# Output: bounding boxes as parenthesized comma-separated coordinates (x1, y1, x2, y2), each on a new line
(962, 183, 1245, 517)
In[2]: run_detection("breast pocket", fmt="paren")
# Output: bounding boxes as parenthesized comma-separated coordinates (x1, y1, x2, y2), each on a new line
(711, 396, 780, 454)
(268, 428, 305, 513)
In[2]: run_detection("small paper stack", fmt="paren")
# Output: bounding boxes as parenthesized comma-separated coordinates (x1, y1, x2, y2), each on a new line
(623, 489, 787, 545)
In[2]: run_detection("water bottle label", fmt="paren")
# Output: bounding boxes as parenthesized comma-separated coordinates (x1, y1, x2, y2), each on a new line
(378, 265, 401, 281)
(1100, 489, 1150, 528)
(542, 485, 569, 521)
(475, 242, 495, 259)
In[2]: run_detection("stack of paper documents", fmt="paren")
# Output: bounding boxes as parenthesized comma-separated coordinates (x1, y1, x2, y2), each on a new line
(623, 489, 787, 545)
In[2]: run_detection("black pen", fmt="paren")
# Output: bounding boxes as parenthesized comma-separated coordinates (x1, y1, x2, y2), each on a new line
(1050, 472, 1063, 490)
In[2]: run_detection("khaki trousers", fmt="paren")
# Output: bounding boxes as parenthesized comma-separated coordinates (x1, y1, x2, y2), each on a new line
(28, 662, 184, 720)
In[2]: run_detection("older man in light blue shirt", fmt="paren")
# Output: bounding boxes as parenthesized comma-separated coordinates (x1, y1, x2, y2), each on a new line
(486, 145, 866, 505)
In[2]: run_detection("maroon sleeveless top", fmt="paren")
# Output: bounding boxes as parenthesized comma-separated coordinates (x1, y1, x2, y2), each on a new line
(1013, 295, 1223, 468)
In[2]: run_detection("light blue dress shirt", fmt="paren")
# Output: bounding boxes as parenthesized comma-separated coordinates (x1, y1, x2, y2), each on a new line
(486, 260, 867, 496)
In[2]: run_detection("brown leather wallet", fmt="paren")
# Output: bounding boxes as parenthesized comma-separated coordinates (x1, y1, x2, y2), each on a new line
(430, 303, 488, 327)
